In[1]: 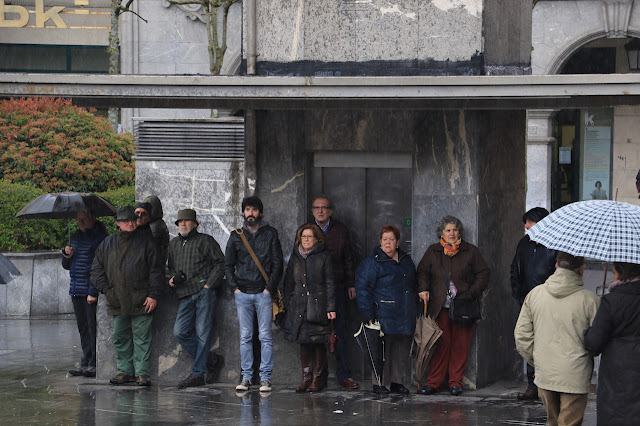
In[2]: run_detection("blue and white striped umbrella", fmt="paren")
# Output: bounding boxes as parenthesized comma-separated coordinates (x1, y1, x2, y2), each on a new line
(527, 200, 640, 264)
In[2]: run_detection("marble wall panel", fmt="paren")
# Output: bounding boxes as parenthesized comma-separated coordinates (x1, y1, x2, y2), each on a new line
(305, 110, 414, 153)
(31, 256, 60, 316)
(5, 257, 32, 317)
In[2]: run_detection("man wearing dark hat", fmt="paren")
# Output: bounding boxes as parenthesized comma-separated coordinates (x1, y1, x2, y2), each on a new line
(168, 209, 225, 388)
(510, 206, 557, 400)
(91, 206, 164, 386)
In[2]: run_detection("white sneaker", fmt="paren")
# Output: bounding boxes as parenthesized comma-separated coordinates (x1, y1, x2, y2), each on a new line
(259, 380, 272, 392)
(236, 378, 251, 391)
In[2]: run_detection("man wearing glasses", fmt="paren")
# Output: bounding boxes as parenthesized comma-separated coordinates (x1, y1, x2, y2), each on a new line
(308, 195, 359, 390)
(91, 206, 164, 386)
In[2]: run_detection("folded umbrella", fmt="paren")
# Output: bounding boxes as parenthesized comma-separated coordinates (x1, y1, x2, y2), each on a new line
(412, 302, 442, 383)
(527, 200, 640, 263)
(354, 321, 384, 387)
(0, 253, 21, 285)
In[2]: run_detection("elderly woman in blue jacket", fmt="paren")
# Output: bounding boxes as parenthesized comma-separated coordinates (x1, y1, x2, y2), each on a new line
(356, 224, 417, 395)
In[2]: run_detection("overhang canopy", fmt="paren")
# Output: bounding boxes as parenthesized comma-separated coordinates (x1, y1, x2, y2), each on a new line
(1, 73, 640, 110)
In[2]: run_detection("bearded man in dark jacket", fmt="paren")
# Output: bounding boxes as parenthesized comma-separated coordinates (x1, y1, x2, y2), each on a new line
(91, 206, 164, 387)
(510, 207, 556, 400)
(225, 196, 283, 393)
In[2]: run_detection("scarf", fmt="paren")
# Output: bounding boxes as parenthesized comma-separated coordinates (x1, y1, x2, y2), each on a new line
(608, 276, 640, 291)
(298, 244, 312, 259)
(440, 237, 461, 257)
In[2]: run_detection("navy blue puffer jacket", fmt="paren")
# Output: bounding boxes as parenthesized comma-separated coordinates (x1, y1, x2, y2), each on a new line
(62, 221, 108, 297)
(355, 246, 417, 336)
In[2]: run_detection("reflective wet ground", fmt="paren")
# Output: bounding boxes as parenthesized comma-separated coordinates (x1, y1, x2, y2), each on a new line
(0, 319, 596, 425)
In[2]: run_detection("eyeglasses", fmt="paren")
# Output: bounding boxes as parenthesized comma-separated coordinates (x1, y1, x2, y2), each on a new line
(118, 219, 136, 224)
(135, 211, 148, 217)
(301, 235, 317, 239)
(312, 206, 330, 211)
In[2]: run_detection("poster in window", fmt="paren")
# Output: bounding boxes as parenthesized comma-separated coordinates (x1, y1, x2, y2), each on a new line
(582, 126, 611, 200)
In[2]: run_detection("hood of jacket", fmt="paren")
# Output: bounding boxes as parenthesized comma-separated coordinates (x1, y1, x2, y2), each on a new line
(143, 195, 164, 221)
(544, 267, 584, 299)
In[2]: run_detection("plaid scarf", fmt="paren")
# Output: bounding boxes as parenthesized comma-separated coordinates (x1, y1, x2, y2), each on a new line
(440, 237, 461, 257)
(298, 244, 312, 259)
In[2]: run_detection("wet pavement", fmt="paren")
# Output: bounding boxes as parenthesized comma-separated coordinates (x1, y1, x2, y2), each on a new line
(0, 318, 597, 425)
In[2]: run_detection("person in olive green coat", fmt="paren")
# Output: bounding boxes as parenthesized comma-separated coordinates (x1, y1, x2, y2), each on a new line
(91, 206, 164, 387)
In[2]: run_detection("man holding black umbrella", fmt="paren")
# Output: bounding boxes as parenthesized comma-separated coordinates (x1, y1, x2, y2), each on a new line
(62, 210, 108, 378)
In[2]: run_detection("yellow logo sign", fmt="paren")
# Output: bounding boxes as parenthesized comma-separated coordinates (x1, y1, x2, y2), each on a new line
(0, 0, 90, 28)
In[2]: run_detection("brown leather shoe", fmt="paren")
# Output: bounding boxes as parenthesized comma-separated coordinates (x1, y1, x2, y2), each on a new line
(339, 378, 360, 390)
(109, 373, 136, 385)
(517, 388, 539, 400)
(136, 375, 151, 387)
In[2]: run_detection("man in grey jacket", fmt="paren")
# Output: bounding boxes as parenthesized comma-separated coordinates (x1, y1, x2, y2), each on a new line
(514, 252, 599, 426)
(225, 196, 283, 393)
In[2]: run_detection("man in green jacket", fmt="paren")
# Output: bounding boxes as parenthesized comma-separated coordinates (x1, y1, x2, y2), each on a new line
(168, 209, 225, 388)
(91, 206, 164, 386)
(514, 251, 599, 426)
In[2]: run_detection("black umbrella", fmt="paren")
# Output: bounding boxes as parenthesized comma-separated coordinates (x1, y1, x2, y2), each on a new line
(354, 321, 384, 387)
(15, 192, 116, 219)
(0, 253, 21, 285)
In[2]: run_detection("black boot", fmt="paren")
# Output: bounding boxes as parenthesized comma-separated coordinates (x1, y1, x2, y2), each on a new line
(297, 345, 313, 393)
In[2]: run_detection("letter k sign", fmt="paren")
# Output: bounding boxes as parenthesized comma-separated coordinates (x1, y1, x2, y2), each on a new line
(0, 0, 67, 28)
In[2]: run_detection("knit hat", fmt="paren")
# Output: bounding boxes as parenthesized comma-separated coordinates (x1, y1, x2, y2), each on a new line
(116, 206, 136, 222)
(175, 209, 198, 226)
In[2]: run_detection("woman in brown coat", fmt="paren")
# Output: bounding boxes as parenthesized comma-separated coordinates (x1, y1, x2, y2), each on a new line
(416, 215, 490, 396)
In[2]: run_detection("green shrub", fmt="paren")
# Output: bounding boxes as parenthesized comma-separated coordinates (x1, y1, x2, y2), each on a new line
(0, 181, 66, 251)
(0, 182, 136, 252)
(0, 97, 134, 193)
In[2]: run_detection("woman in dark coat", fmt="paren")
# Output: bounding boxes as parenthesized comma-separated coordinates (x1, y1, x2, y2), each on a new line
(282, 223, 336, 393)
(585, 262, 640, 425)
(417, 215, 490, 396)
(355, 224, 417, 395)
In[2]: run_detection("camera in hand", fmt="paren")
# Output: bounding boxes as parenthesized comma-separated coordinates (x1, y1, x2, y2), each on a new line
(172, 272, 187, 286)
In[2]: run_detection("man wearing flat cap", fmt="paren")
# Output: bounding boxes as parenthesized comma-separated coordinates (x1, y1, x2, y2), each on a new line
(168, 209, 225, 388)
(91, 206, 164, 386)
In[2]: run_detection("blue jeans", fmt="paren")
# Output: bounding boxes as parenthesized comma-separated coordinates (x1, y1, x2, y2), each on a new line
(235, 290, 273, 381)
(173, 286, 217, 377)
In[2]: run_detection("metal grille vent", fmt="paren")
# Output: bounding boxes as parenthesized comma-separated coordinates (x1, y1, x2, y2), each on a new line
(133, 119, 244, 159)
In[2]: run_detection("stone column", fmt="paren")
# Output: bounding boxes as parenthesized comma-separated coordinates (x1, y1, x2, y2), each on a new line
(526, 110, 557, 212)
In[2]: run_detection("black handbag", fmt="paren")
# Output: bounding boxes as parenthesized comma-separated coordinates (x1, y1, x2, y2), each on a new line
(440, 254, 481, 326)
(306, 295, 329, 325)
(448, 297, 481, 326)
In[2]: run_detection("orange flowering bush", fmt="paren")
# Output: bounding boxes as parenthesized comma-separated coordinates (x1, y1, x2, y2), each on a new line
(0, 97, 134, 192)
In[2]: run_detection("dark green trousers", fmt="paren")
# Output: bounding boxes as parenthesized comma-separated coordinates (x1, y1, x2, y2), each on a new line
(113, 314, 153, 377)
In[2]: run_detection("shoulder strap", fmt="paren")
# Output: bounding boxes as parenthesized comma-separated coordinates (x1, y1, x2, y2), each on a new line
(235, 228, 269, 284)
(439, 252, 450, 292)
